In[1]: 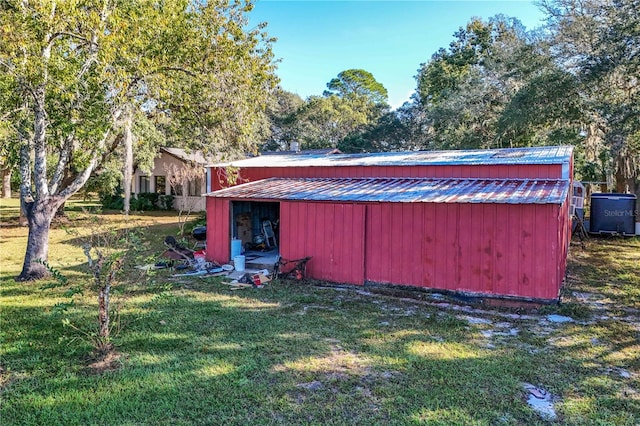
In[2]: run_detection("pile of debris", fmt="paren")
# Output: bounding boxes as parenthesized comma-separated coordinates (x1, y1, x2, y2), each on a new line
(222, 269, 272, 290)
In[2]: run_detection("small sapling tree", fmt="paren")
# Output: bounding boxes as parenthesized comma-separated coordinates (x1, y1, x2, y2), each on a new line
(43, 216, 144, 354)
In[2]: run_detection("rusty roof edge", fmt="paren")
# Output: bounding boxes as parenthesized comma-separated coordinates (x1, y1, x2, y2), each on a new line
(205, 177, 570, 205)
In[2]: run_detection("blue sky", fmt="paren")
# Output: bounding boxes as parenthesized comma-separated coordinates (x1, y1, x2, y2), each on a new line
(249, 1, 546, 109)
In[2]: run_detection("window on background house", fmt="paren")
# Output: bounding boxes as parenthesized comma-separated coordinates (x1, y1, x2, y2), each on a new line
(188, 179, 201, 196)
(170, 183, 183, 196)
(139, 175, 150, 193)
(155, 176, 166, 194)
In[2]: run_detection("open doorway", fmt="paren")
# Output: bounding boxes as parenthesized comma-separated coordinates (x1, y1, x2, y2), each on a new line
(231, 201, 280, 266)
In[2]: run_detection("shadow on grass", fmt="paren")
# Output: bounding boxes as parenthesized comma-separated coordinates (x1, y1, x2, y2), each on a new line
(3, 239, 640, 424)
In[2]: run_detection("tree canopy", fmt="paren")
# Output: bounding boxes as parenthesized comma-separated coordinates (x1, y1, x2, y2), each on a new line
(324, 69, 389, 106)
(539, 0, 640, 192)
(261, 70, 389, 152)
(0, 0, 277, 280)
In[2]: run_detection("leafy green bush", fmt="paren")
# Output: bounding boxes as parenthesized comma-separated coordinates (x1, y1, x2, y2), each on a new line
(99, 193, 174, 211)
(157, 194, 174, 210)
(100, 193, 124, 210)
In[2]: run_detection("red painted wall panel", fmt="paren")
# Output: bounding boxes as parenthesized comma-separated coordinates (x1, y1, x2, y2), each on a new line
(281, 201, 366, 285)
(364, 202, 562, 299)
(205, 198, 230, 264)
(205, 196, 565, 299)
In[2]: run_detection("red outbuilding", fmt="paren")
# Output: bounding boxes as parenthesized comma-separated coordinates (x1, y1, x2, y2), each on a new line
(205, 146, 574, 301)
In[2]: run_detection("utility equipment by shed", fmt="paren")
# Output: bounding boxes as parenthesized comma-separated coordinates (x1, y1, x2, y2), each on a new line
(205, 146, 573, 301)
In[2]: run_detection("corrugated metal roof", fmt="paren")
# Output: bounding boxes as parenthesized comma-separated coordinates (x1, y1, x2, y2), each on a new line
(209, 146, 573, 168)
(206, 177, 570, 205)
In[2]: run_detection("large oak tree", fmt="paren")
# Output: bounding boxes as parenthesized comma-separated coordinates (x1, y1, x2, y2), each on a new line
(0, 0, 277, 281)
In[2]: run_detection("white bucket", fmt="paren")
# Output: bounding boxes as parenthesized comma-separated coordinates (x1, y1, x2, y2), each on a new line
(231, 239, 242, 259)
(234, 255, 246, 272)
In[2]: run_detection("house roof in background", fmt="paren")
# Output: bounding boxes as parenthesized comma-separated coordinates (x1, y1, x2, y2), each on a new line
(206, 177, 570, 205)
(161, 147, 217, 165)
(208, 146, 573, 168)
(259, 148, 342, 156)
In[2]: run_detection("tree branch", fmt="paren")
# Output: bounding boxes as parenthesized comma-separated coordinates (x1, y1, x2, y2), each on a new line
(0, 106, 26, 121)
(57, 108, 122, 200)
(152, 66, 198, 78)
(50, 31, 92, 45)
(19, 136, 32, 204)
(56, 138, 104, 200)
(32, 86, 50, 199)
(49, 134, 74, 195)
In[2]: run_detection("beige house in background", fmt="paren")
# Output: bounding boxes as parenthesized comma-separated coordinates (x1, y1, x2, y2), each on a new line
(132, 147, 213, 212)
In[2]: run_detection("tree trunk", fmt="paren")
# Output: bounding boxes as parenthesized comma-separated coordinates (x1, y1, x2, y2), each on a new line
(18, 206, 28, 227)
(55, 201, 66, 218)
(98, 284, 111, 348)
(123, 112, 133, 216)
(16, 197, 59, 281)
(1, 167, 11, 198)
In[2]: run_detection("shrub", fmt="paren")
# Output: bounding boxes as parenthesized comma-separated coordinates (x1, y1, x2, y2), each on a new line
(100, 193, 174, 212)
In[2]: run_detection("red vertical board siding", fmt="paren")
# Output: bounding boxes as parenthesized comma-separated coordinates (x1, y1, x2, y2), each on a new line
(412, 203, 426, 283)
(379, 204, 393, 280)
(457, 205, 472, 290)
(422, 203, 436, 287)
(506, 206, 521, 296)
(365, 204, 381, 281)
(519, 205, 535, 297)
(540, 204, 561, 299)
(482, 204, 497, 295)
(493, 205, 509, 297)
(207, 154, 572, 300)
(362, 202, 559, 299)
(389, 203, 404, 282)
(433, 204, 450, 290)
(281, 201, 365, 285)
(400, 204, 414, 284)
(547, 205, 561, 299)
(549, 204, 562, 298)
(533, 205, 549, 298)
(468, 204, 485, 292)
(556, 196, 571, 293)
(205, 198, 230, 264)
(529, 205, 543, 298)
(444, 203, 458, 290)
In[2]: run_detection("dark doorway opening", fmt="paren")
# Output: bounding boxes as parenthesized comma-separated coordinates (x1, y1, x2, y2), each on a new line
(231, 201, 280, 266)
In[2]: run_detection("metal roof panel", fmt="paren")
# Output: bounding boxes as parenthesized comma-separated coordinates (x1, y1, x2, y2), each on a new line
(209, 146, 573, 168)
(205, 177, 570, 205)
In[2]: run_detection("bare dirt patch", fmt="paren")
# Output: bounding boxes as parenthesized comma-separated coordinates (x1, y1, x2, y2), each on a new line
(86, 349, 123, 375)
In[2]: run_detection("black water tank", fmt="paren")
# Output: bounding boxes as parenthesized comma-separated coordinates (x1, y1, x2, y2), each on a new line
(589, 193, 637, 235)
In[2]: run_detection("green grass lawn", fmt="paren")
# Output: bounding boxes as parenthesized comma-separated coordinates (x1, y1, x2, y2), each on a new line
(1, 198, 639, 425)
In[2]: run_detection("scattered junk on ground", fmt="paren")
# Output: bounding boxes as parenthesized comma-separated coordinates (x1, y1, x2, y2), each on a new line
(162, 236, 223, 276)
(137, 229, 312, 291)
(224, 269, 272, 290)
(273, 256, 312, 281)
(191, 226, 207, 249)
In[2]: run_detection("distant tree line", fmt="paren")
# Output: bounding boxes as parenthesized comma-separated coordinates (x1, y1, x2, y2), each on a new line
(264, 0, 639, 196)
